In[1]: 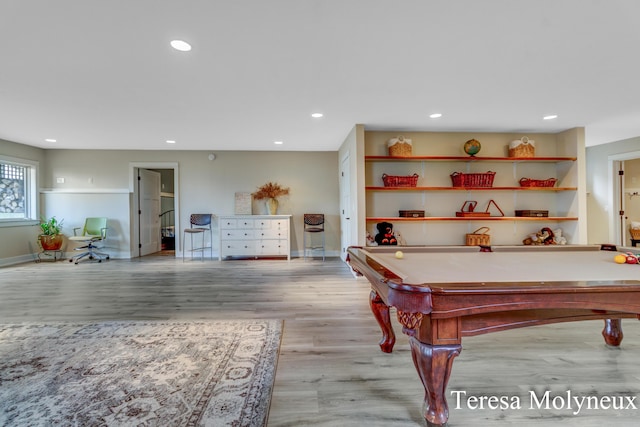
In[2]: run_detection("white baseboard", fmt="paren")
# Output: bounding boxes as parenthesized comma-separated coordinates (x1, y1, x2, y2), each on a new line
(0, 254, 39, 267)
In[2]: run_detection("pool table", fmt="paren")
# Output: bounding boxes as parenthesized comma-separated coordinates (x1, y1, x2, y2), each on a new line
(346, 244, 640, 427)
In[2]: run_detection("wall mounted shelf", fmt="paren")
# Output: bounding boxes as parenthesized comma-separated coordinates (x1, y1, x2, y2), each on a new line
(366, 186, 577, 192)
(365, 155, 577, 162)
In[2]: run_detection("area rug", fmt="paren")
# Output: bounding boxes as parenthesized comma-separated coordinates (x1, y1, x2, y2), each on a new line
(0, 319, 282, 426)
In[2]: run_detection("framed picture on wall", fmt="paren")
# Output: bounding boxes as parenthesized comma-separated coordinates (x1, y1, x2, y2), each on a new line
(234, 192, 252, 215)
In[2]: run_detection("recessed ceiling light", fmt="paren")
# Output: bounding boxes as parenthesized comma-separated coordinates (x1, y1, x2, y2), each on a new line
(311, 112, 324, 118)
(429, 113, 443, 119)
(170, 40, 192, 52)
(45, 138, 56, 143)
(543, 114, 558, 120)
(274, 141, 284, 145)
(166, 140, 176, 144)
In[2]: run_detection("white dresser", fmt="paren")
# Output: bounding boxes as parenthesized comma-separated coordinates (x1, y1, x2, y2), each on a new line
(219, 215, 291, 260)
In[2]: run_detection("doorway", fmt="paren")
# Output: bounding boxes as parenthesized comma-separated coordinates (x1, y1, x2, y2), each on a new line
(609, 153, 640, 246)
(129, 162, 180, 258)
(340, 151, 351, 261)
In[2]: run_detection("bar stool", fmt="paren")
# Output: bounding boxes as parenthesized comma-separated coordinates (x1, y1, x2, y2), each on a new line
(183, 214, 213, 261)
(303, 214, 325, 260)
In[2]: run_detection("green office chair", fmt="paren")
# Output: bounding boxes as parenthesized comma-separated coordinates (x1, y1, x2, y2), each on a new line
(68, 217, 110, 264)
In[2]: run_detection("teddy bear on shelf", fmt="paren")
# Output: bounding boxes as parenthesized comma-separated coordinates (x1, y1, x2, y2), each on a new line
(523, 227, 557, 245)
(375, 221, 398, 245)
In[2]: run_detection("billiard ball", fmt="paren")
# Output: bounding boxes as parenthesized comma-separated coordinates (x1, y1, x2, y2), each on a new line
(395, 250, 404, 259)
(614, 254, 626, 264)
(626, 254, 638, 264)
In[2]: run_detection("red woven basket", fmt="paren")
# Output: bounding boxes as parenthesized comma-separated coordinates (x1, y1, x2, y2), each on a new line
(519, 177, 557, 188)
(382, 173, 419, 187)
(450, 171, 496, 188)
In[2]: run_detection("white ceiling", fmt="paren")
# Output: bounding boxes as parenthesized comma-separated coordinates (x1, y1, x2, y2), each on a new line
(2, 1, 640, 152)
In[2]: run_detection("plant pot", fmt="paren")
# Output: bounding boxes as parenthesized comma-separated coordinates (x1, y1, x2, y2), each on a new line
(40, 234, 63, 251)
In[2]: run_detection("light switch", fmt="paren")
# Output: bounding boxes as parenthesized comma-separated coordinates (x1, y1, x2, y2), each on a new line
(56, 177, 65, 184)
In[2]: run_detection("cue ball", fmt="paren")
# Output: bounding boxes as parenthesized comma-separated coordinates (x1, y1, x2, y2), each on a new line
(395, 250, 404, 259)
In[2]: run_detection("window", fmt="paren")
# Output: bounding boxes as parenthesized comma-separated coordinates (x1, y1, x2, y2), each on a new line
(0, 155, 38, 224)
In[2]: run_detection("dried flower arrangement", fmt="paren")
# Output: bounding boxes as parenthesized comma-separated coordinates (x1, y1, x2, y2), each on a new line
(252, 182, 290, 200)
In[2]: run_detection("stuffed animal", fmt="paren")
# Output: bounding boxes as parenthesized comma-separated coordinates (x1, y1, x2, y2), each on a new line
(523, 231, 546, 245)
(523, 227, 562, 245)
(552, 228, 567, 245)
(375, 221, 397, 245)
(366, 231, 377, 246)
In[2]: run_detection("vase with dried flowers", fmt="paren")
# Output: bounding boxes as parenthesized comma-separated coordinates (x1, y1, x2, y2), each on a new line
(252, 182, 290, 215)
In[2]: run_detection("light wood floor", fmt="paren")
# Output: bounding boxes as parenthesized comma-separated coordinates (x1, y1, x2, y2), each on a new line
(1, 255, 639, 426)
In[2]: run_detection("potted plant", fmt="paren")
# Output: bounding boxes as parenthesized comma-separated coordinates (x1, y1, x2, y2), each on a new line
(39, 216, 64, 251)
(252, 182, 290, 215)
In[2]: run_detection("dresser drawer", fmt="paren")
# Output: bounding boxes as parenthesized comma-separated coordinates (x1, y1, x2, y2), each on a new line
(236, 219, 255, 229)
(256, 229, 288, 239)
(221, 229, 255, 240)
(256, 240, 289, 255)
(220, 240, 256, 256)
(220, 218, 238, 229)
(271, 219, 289, 230)
(255, 219, 289, 230)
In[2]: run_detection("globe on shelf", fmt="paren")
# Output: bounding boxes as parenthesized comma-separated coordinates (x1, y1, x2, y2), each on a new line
(463, 139, 481, 156)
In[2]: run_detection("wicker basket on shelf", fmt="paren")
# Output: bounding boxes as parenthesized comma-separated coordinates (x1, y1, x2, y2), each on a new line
(466, 227, 491, 246)
(387, 136, 412, 156)
(519, 177, 557, 188)
(382, 173, 419, 187)
(631, 228, 640, 240)
(450, 171, 496, 187)
(508, 137, 535, 157)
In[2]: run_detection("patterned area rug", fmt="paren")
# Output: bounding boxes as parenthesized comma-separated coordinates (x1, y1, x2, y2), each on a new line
(0, 320, 282, 426)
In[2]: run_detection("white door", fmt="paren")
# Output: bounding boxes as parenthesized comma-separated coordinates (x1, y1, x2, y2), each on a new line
(137, 168, 162, 256)
(340, 152, 351, 261)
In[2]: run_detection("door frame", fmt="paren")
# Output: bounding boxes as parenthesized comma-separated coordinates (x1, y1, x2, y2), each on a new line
(608, 150, 640, 245)
(339, 150, 351, 261)
(129, 162, 180, 258)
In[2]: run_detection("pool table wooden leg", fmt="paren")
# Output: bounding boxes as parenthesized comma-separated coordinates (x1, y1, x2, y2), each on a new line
(409, 337, 461, 427)
(369, 290, 396, 353)
(602, 318, 623, 346)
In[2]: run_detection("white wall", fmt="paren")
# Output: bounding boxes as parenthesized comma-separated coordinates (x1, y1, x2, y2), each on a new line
(40, 191, 131, 258)
(1, 144, 340, 264)
(586, 136, 640, 245)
